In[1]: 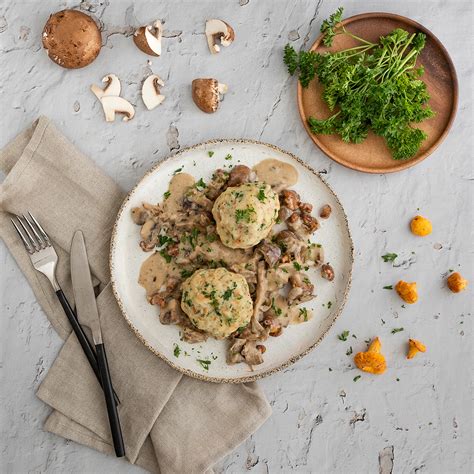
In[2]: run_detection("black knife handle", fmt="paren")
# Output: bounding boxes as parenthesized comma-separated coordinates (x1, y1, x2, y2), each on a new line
(55, 289, 120, 406)
(96, 343, 125, 458)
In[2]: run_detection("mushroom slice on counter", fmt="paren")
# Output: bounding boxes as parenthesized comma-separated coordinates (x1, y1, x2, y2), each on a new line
(205, 19, 235, 54)
(142, 74, 165, 110)
(192, 78, 228, 113)
(90, 74, 121, 100)
(133, 20, 162, 56)
(100, 96, 135, 122)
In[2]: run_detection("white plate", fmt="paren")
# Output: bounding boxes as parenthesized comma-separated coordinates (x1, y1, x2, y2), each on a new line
(110, 140, 353, 383)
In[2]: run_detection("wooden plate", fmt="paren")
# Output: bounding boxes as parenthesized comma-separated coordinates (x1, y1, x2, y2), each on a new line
(110, 140, 353, 383)
(297, 12, 458, 174)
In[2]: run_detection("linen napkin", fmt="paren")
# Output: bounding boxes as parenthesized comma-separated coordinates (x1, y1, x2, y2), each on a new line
(0, 116, 271, 473)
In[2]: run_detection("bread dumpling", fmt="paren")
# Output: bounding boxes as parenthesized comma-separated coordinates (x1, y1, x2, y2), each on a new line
(212, 182, 279, 249)
(181, 268, 253, 338)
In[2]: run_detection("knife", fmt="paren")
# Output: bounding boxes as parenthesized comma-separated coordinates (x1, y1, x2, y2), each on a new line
(70, 230, 125, 458)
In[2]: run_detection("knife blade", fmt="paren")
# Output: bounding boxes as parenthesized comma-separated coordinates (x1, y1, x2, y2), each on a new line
(70, 231, 102, 345)
(70, 230, 125, 458)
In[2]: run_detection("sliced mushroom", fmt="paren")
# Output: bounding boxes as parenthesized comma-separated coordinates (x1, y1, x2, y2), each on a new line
(100, 96, 135, 122)
(241, 340, 264, 366)
(256, 240, 281, 267)
(205, 19, 235, 54)
(90, 74, 121, 100)
(133, 20, 162, 56)
(142, 74, 165, 110)
(192, 78, 227, 113)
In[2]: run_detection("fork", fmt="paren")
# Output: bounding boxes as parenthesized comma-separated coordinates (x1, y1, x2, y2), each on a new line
(11, 212, 119, 405)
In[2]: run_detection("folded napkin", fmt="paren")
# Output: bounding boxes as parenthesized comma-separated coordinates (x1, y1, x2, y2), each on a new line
(0, 117, 271, 473)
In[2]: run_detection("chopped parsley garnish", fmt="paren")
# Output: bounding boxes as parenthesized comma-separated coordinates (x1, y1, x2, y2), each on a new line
(299, 307, 309, 321)
(208, 151, 214, 157)
(223, 282, 237, 301)
(271, 298, 282, 316)
(391, 327, 404, 334)
(383, 285, 393, 290)
(188, 228, 200, 249)
(327, 301, 332, 309)
(257, 188, 266, 202)
(235, 206, 256, 223)
(195, 178, 206, 189)
(237, 325, 247, 334)
(338, 330, 349, 341)
(197, 359, 211, 370)
(353, 375, 361, 382)
(346, 346, 353, 356)
(163, 190, 171, 200)
(180, 269, 194, 279)
(224, 154, 232, 160)
(160, 249, 172, 263)
(293, 261, 302, 271)
(382, 253, 398, 263)
(206, 233, 217, 242)
(173, 167, 183, 175)
(158, 235, 172, 247)
(173, 344, 181, 358)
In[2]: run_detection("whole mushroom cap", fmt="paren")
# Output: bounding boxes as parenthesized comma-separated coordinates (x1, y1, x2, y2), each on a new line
(42, 9, 101, 69)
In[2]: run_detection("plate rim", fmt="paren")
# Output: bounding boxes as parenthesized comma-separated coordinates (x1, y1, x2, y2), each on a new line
(297, 11, 459, 174)
(109, 139, 354, 383)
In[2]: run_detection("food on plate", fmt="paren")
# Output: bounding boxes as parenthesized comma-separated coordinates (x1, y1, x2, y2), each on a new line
(447, 272, 468, 293)
(407, 338, 426, 359)
(284, 7, 435, 160)
(212, 182, 279, 249)
(205, 19, 235, 54)
(395, 280, 418, 304)
(181, 268, 253, 338)
(192, 78, 228, 113)
(320, 263, 334, 281)
(42, 10, 101, 69)
(319, 204, 332, 219)
(410, 215, 432, 236)
(90, 74, 135, 122)
(142, 75, 165, 110)
(132, 158, 331, 367)
(354, 337, 386, 374)
(133, 20, 162, 56)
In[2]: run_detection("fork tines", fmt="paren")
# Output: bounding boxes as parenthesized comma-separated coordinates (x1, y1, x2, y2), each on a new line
(11, 212, 52, 254)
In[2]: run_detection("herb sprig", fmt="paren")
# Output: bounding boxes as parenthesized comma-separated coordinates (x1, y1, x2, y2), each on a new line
(283, 7, 434, 160)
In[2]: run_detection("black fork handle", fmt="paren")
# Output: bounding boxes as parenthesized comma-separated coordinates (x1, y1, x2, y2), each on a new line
(55, 289, 120, 406)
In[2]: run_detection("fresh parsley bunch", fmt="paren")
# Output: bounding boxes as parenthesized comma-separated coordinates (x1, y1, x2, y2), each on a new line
(284, 7, 435, 160)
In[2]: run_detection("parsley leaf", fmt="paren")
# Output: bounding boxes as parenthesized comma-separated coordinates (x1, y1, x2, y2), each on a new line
(353, 375, 362, 382)
(383, 285, 393, 290)
(163, 190, 171, 199)
(208, 151, 214, 157)
(197, 359, 211, 370)
(338, 330, 349, 341)
(382, 253, 398, 263)
(235, 207, 256, 223)
(173, 344, 181, 358)
(391, 327, 404, 334)
(257, 188, 266, 202)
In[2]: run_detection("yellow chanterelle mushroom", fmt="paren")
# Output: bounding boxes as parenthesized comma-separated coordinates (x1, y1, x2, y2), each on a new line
(407, 339, 426, 359)
(410, 215, 432, 236)
(354, 337, 386, 374)
(447, 272, 468, 293)
(395, 280, 418, 304)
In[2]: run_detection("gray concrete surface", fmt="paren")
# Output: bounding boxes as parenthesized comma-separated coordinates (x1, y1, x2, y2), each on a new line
(0, 1, 472, 472)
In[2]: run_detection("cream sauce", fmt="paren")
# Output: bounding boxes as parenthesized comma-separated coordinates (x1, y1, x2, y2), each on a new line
(138, 252, 169, 297)
(253, 158, 298, 192)
(162, 172, 195, 214)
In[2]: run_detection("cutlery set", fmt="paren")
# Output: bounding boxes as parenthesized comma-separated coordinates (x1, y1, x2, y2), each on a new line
(11, 213, 125, 458)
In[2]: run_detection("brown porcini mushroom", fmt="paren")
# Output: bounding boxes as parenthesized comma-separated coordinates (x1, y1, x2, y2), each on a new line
(42, 10, 101, 69)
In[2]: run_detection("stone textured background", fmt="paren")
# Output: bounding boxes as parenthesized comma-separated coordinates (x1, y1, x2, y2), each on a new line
(0, 0, 472, 472)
